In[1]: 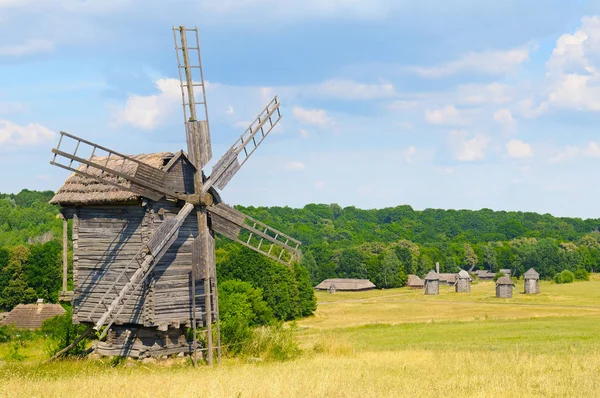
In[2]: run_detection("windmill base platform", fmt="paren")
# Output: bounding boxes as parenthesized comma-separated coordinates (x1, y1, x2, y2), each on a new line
(92, 325, 199, 359)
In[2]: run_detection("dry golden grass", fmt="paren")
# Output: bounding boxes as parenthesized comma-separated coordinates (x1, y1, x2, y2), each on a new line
(2, 350, 600, 397)
(3, 277, 600, 397)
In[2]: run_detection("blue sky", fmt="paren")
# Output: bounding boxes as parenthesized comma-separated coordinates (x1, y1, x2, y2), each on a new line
(2, 0, 600, 218)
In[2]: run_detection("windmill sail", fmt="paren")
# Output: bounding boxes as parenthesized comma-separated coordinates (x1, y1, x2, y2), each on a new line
(208, 203, 301, 265)
(173, 25, 212, 170)
(204, 96, 281, 193)
(50, 132, 179, 201)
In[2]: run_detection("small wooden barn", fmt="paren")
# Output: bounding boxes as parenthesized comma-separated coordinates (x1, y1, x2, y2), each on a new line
(438, 273, 457, 285)
(406, 274, 424, 289)
(1, 300, 66, 329)
(424, 271, 439, 295)
(499, 268, 512, 277)
(524, 268, 540, 294)
(455, 269, 471, 293)
(474, 270, 496, 280)
(495, 276, 515, 298)
(315, 278, 376, 292)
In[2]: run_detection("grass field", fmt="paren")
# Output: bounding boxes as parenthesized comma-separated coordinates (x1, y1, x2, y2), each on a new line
(2, 277, 600, 397)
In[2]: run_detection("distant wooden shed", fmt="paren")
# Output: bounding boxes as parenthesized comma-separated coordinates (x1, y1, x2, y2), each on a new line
(474, 270, 496, 280)
(437, 273, 457, 285)
(524, 268, 540, 294)
(424, 271, 439, 295)
(499, 269, 512, 277)
(315, 278, 376, 292)
(495, 276, 515, 298)
(0, 300, 65, 329)
(455, 269, 471, 293)
(406, 274, 424, 289)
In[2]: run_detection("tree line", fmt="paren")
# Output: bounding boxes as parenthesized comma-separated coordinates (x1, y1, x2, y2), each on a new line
(2, 191, 600, 313)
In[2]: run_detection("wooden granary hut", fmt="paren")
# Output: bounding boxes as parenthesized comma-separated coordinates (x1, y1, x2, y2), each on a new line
(424, 271, 439, 295)
(50, 152, 206, 357)
(1, 300, 66, 330)
(406, 274, 424, 289)
(495, 276, 515, 298)
(524, 268, 540, 294)
(315, 278, 375, 292)
(455, 269, 471, 293)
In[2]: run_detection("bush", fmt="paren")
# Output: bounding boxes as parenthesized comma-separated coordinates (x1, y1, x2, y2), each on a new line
(554, 270, 575, 284)
(7, 341, 26, 361)
(493, 272, 505, 282)
(219, 280, 274, 355)
(0, 324, 34, 343)
(241, 323, 301, 362)
(40, 307, 89, 357)
(574, 269, 590, 281)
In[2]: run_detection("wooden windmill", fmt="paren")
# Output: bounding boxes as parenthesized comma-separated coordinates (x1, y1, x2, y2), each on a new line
(48, 26, 301, 363)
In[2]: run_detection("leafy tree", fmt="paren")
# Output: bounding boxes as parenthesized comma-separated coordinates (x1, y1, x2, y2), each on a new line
(292, 262, 317, 316)
(376, 250, 402, 288)
(463, 243, 478, 271)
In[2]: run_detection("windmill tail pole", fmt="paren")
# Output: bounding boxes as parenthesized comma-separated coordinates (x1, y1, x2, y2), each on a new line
(46, 326, 94, 363)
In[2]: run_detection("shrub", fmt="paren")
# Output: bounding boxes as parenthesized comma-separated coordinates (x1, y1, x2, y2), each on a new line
(554, 270, 575, 284)
(493, 272, 505, 282)
(40, 307, 89, 357)
(241, 323, 301, 362)
(574, 269, 590, 281)
(7, 341, 26, 361)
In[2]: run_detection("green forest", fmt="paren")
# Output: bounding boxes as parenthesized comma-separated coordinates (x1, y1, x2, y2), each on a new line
(2, 190, 600, 315)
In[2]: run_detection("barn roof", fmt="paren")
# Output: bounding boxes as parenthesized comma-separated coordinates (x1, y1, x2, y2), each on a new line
(499, 269, 512, 275)
(315, 278, 376, 291)
(407, 274, 424, 287)
(49, 152, 180, 206)
(1, 303, 66, 329)
(438, 273, 456, 284)
(425, 271, 439, 281)
(496, 276, 515, 286)
(524, 268, 539, 279)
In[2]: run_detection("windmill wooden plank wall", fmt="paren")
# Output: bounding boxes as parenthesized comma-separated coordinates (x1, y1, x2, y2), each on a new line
(49, 25, 301, 363)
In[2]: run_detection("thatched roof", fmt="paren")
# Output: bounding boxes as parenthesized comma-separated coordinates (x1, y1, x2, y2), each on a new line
(499, 268, 512, 275)
(438, 273, 456, 284)
(407, 274, 424, 288)
(524, 268, 539, 279)
(50, 152, 177, 206)
(457, 270, 471, 280)
(496, 276, 515, 286)
(1, 303, 66, 329)
(425, 271, 439, 281)
(315, 278, 376, 291)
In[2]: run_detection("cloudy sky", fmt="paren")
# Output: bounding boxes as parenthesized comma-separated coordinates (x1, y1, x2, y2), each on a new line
(2, 0, 600, 218)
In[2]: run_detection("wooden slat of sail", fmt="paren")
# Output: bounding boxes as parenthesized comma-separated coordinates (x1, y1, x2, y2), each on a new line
(186, 120, 212, 170)
(50, 131, 179, 201)
(192, 231, 216, 280)
(204, 97, 281, 193)
(207, 203, 301, 265)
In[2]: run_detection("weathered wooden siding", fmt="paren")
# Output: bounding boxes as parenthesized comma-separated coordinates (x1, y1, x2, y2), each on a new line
(72, 206, 149, 325)
(524, 279, 539, 294)
(164, 157, 195, 194)
(72, 201, 212, 328)
(496, 285, 513, 298)
(455, 279, 471, 293)
(424, 280, 439, 295)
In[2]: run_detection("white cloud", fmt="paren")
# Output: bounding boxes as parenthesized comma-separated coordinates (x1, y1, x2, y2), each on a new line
(515, 99, 548, 119)
(0, 102, 26, 114)
(493, 108, 517, 133)
(506, 139, 533, 159)
(403, 146, 416, 164)
(285, 161, 306, 171)
(299, 129, 311, 138)
(415, 47, 529, 78)
(545, 17, 600, 112)
(455, 83, 514, 105)
(115, 78, 179, 129)
(425, 105, 471, 126)
(292, 106, 334, 127)
(0, 119, 55, 147)
(449, 130, 489, 162)
(307, 79, 396, 100)
(551, 141, 600, 162)
(226, 105, 234, 115)
(0, 39, 54, 56)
